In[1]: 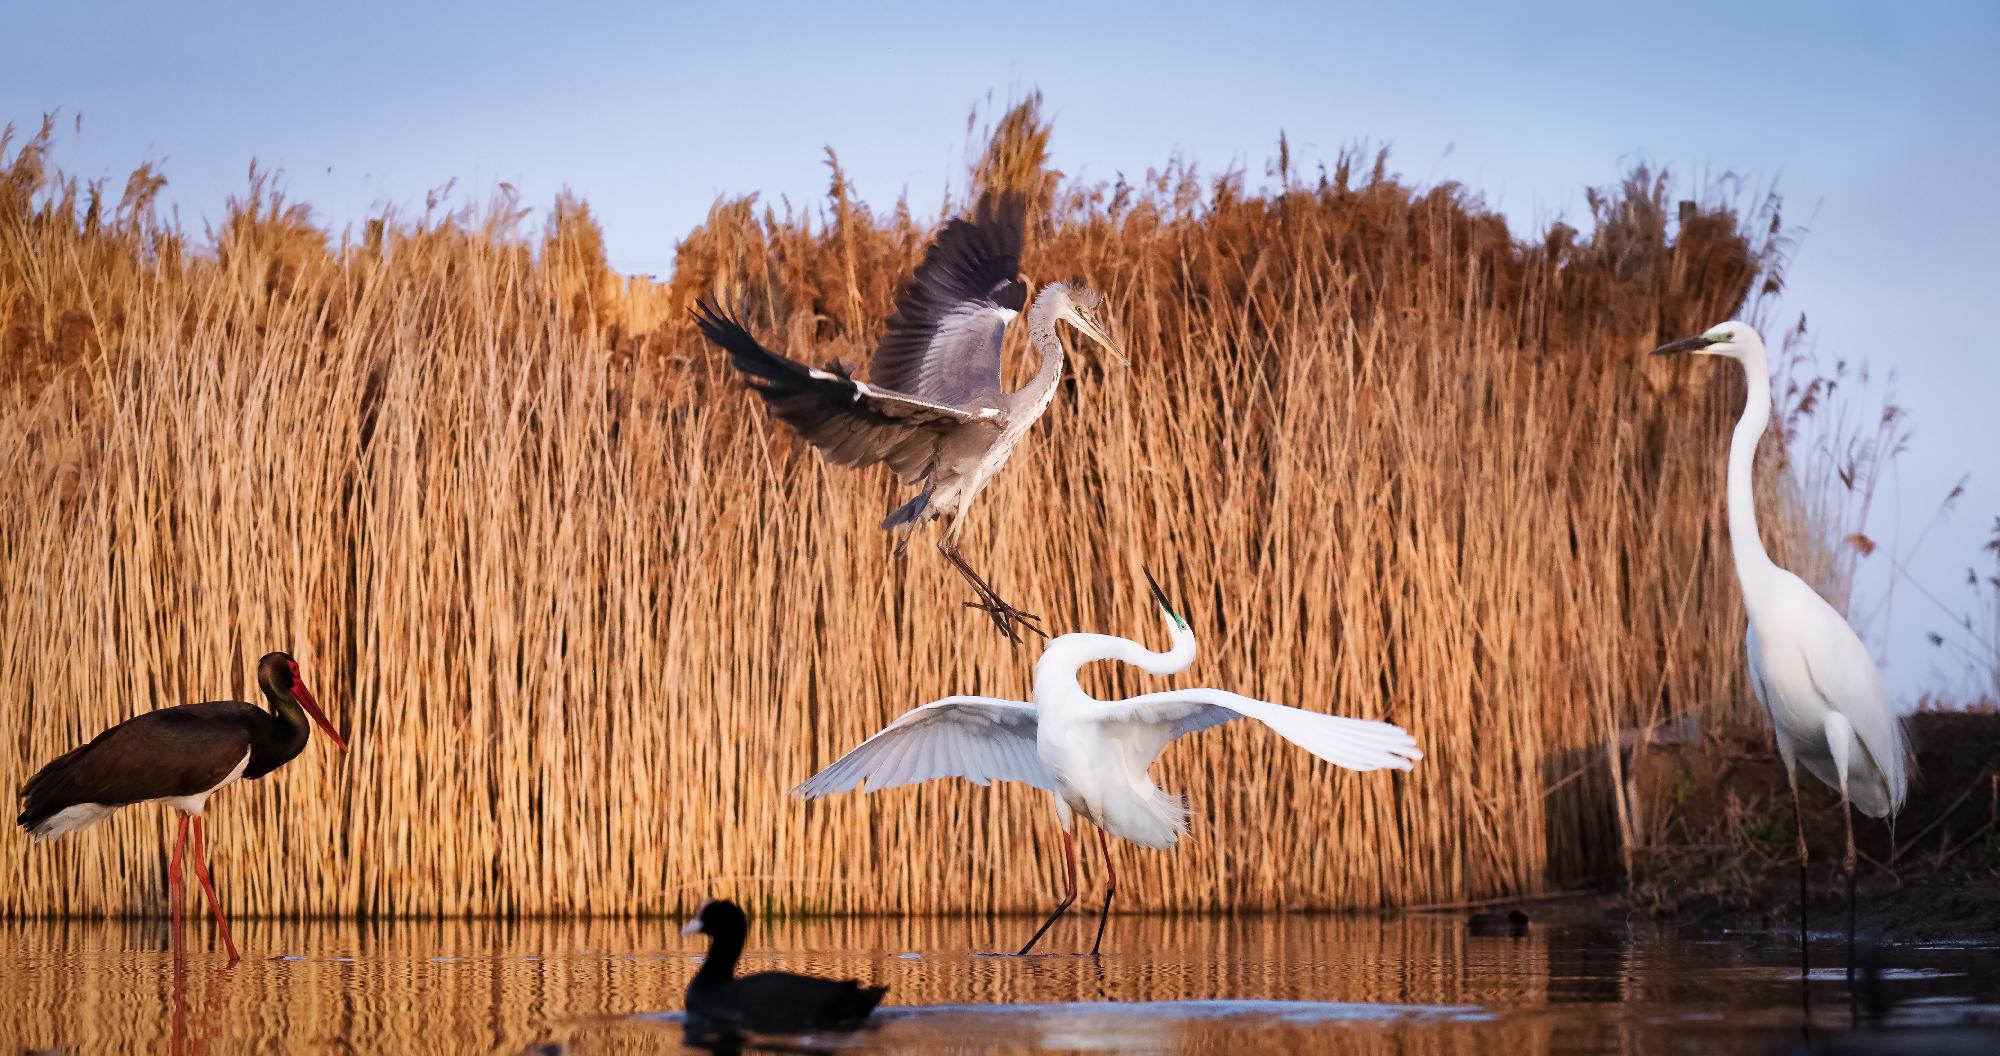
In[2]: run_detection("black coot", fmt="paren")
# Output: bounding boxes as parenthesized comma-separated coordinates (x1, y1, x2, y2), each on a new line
(682, 899, 888, 1036)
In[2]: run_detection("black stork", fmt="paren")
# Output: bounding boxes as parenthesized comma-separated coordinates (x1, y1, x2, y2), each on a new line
(16, 651, 347, 961)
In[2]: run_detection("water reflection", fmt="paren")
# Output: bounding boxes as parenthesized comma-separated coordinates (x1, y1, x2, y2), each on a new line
(0, 913, 1995, 1053)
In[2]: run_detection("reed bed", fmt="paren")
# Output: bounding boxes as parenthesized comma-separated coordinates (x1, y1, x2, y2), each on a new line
(1, 103, 1820, 918)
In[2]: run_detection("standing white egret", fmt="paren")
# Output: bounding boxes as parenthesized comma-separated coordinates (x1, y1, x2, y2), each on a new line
(791, 569, 1422, 955)
(1653, 321, 1912, 985)
(692, 191, 1125, 643)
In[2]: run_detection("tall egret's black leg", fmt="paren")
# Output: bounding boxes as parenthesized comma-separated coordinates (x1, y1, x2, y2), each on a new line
(1089, 827, 1118, 957)
(1842, 794, 1858, 1024)
(1789, 774, 1811, 1021)
(1018, 830, 1078, 956)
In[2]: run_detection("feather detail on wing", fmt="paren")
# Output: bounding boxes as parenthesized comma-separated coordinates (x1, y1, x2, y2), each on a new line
(1788, 585, 1912, 817)
(870, 191, 1028, 408)
(1085, 688, 1423, 774)
(790, 696, 1056, 797)
(693, 301, 998, 482)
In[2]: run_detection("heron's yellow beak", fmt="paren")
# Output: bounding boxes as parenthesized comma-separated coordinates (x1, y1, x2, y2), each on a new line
(1080, 316, 1127, 366)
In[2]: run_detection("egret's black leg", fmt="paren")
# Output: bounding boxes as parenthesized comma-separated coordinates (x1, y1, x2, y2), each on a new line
(1018, 830, 1078, 956)
(1089, 827, 1118, 957)
(1842, 793, 1859, 1026)
(1789, 774, 1810, 1021)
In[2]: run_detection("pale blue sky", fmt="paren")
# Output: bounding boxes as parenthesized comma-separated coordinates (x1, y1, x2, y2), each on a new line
(6, 1, 1996, 699)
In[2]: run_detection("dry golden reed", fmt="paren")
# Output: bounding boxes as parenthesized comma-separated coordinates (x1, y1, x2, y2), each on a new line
(0, 101, 1817, 918)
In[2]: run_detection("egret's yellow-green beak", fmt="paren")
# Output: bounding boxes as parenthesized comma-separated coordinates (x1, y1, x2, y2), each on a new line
(1142, 565, 1187, 630)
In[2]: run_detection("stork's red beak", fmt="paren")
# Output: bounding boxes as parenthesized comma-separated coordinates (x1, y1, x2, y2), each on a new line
(293, 679, 348, 752)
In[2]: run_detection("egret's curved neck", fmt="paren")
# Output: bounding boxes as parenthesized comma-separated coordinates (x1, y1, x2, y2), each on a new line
(1726, 343, 1779, 587)
(1018, 290, 1068, 410)
(1036, 619, 1197, 704)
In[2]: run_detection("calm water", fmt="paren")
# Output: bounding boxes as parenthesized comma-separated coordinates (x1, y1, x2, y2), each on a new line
(3, 911, 1997, 1053)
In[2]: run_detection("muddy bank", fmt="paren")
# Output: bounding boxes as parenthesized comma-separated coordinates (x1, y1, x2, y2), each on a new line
(1613, 712, 2000, 939)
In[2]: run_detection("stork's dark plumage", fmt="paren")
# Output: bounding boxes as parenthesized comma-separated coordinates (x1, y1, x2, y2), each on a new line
(693, 191, 1125, 643)
(681, 899, 887, 1039)
(17, 651, 347, 961)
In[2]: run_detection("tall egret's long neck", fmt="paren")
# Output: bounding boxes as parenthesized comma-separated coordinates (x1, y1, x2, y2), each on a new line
(1726, 346, 1779, 587)
(1019, 291, 1068, 416)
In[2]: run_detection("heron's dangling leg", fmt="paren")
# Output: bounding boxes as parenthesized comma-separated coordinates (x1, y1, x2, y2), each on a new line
(189, 816, 240, 964)
(1017, 829, 1078, 956)
(937, 535, 1045, 644)
(1787, 771, 1811, 1020)
(168, 813, 191, 936)
(1089, 827, 1118, 957)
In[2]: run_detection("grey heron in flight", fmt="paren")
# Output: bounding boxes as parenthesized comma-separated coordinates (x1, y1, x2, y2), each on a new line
(791, 569, 1421, 956)
(693, 192, 1124, 642)
(1654, 321, 1912, 998)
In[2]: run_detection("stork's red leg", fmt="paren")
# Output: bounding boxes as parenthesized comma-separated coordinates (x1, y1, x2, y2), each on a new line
(188, 817, 240, 963)
(1017, 829, 1078, 956)
(168, 813, 191, 935)
(1089, 827, 1118, 957)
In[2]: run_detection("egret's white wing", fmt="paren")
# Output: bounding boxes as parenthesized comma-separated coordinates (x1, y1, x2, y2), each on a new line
(1779, 575, 1912, 815)
(1086, 688, 1422, 773)
(790, 695, 1056, 798)
(1745, 622, 1798, 773)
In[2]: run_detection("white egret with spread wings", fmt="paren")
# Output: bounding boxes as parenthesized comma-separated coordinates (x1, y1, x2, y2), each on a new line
(693, 192, 1124, 642)
(791, 570, 1422, 956)
(1653, 321, 1912, 992)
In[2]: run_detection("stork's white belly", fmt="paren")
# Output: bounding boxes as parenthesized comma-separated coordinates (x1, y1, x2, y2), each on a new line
(160, 748, 252, 817)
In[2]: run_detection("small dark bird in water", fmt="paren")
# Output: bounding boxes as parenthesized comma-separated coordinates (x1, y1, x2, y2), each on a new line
(681, 899, 887, 1038)
(1467, 909, 1530, 937)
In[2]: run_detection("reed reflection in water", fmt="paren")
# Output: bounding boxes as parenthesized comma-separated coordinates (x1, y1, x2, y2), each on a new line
(2, 913, 1995, 1053)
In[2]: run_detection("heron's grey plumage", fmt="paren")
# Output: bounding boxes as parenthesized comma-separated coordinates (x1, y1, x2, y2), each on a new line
(693, 190, 1123, 641)
(691, 302, 996, 483)
(870, 192, 1028, 409)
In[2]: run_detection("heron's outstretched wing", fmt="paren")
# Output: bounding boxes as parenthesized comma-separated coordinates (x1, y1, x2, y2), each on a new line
(1086, 688, 1422, 773)
(694, 302, 997, 482)
(790, 695, 1055, 797)
(869, 191, 1028, 409)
